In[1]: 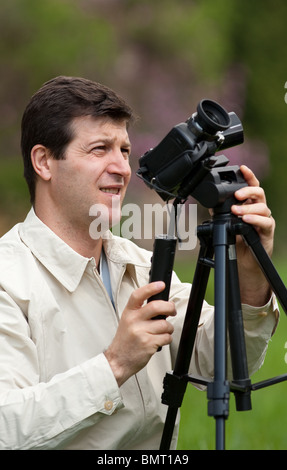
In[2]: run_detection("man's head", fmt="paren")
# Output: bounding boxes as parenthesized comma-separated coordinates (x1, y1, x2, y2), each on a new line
(21, 76, 134, 203)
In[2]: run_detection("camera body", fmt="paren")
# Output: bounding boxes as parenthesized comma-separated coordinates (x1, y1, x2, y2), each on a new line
(137, 99, 244, 205)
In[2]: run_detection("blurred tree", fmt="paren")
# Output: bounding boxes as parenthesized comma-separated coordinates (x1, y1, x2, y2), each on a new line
(0, 0, 117, 156)
(230, 0, 287, 251)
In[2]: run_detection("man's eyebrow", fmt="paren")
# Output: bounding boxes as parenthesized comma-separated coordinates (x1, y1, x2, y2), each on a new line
(87, 136, 131, 147)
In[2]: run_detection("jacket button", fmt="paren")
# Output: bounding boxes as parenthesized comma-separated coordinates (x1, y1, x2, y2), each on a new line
(104, 400, 113, 411)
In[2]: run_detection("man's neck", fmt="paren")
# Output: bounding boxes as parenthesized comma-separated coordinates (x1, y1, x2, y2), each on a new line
(33, 203, 103, 264)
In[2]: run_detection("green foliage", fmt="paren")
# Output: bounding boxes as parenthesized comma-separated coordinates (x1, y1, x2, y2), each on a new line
(0, 160, 30, 231)
(0, 0, 116, 82)
(0, 0, 117, 164)
(229, 0, 287, 246)
(121, 0, 237, 81)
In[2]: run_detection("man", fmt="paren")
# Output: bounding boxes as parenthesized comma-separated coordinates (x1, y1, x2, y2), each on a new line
(0, 76, 278, 449)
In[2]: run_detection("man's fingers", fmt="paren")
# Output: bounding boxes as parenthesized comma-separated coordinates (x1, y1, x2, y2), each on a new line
(126, 281, 165, 310)
(239, 165, 260, 187)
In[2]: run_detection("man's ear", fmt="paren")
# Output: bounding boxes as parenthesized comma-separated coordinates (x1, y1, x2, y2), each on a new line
(31, 145, 52, 181)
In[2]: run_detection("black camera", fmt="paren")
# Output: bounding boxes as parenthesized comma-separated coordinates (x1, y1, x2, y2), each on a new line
(137, 99, 245, 209)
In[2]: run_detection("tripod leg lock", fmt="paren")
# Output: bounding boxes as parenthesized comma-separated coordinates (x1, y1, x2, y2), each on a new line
(161, 372, 187, 408)
(207, 381, 230, 418)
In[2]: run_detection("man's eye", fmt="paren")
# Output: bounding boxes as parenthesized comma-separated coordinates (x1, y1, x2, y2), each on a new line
(122, 148, 130, 157)
(92, 146, 105, 153)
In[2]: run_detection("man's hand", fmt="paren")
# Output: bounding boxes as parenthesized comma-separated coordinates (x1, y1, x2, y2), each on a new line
(104, 281, 176, 387)
(231, 165, 275, 306)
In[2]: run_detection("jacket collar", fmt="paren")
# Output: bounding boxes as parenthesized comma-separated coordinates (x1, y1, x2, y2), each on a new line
(19, 209, 150, 293)
(19, 209, 95, 292)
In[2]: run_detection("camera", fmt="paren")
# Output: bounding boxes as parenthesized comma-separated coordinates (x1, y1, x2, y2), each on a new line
(137, 99, 245, 207)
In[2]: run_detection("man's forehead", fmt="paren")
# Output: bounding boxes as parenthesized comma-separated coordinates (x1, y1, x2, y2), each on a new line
(70, 115, 130, 141)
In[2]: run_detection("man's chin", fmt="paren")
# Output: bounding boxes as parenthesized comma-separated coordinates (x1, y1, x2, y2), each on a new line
(110, 209, 121, 228)
(88, 202, 122, 240)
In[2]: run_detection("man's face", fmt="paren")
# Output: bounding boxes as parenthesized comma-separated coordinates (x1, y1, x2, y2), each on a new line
(48, 115, 132, 231)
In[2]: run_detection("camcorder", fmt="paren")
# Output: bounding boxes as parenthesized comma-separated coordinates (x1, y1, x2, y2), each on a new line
(137, 99, 247, 212)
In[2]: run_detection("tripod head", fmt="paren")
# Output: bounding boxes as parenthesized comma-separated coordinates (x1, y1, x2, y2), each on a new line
(136, 99, 246, 213)
(188, 157, 248, 214)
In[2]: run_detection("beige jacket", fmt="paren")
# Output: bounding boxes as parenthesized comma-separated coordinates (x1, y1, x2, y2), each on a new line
(0, 209, 278, 450)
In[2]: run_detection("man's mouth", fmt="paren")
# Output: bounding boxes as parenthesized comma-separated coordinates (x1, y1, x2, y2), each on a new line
(100, 188, 120, 195)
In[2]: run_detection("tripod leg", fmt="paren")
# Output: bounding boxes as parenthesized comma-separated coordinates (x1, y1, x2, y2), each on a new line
(207, 220, 230, 450)
(241, 222, 287, 314)
(227, 242, 252, 411)
(159, 232, 213, 450)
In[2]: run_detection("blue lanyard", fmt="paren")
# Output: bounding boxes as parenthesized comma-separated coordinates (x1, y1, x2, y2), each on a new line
(100, 250, 115, 309)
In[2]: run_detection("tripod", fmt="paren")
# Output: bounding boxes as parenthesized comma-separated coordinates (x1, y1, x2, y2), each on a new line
(137, 97, 287, 450)
(158, 204, 287, 450)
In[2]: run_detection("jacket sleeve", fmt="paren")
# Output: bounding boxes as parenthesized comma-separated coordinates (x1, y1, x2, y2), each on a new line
(0, 289, 123, 450)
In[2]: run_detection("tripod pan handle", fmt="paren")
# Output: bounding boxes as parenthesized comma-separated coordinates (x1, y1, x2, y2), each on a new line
(148, 235, 177, 319)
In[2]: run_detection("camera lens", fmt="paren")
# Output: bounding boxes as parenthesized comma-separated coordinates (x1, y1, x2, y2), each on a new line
(196, 99, 231, 134)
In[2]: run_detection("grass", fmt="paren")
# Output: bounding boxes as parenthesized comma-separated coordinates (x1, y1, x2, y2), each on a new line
(173, 256, 287, 450)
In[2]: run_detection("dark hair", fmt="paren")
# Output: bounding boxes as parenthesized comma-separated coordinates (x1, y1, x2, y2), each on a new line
(21, 76, 135, 203)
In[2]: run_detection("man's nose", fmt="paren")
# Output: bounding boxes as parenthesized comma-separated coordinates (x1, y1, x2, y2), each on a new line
(108, 150, 131, 177)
